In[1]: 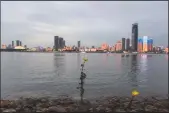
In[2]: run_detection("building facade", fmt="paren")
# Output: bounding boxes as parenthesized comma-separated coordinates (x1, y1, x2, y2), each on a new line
(137, 37, 143, 52)
(63, 40, 65, 48)
(59, 37, 63, 49)
(1, 44, 7, 49)
(143, 36, 148, 52)
(126, 38, 130, 51)
(12, 41, 14, 48)
(122, 38, 125, 51)
(78, 41, 80, 48)
(20, 41, 22, 46)
(16, 40, 20, 46)
(101, 43, 109, 50)
(131, 23, 138, 51)
(115, 41, 122, 51)
(54, 36, 59, 50)
(149, 38, 153, 51)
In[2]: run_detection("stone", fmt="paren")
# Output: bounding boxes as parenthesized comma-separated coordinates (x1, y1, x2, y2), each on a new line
(1, 100, 12, 108)
(48, 106, 66, 112)
(115, 108, 126, 112)
(159, 109, 169, 112)
(105, 107, 112, 112)
(36, 108, 48, 112)
(145, 105, 157, 112)
(96, 105, 105, 112)
(36, 102, 50, 108)
(2, 109, 16, 113)
(89, 108, 93, 112)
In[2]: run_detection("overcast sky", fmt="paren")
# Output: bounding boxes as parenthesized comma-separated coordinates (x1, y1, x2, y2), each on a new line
(1, 1, 168, 47)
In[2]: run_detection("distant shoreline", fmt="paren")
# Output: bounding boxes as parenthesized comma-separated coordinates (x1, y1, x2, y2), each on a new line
(0, 51, 167, 55)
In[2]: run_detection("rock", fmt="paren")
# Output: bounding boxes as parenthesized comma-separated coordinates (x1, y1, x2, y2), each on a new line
(96, 105, 105, 112)
(36, 102, 50, 108)
(89, 108, 93, 112)
(123, 102, 130, 107)
(105, 107, 112, 112)
(1, 100, 16, 108)
(145, 105, 157, 112)
(0, 108, 5, 112)
(36, 108, 48, 112)
(23, 108, 32, 112)
(115, 108, 126, 112)
(2, 109, 16, 113)
(48, 106, 66, 112)
(159, 109, 169, 112)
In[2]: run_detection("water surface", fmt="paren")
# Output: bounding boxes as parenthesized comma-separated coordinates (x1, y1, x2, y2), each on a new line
(1, 52, 168, 99)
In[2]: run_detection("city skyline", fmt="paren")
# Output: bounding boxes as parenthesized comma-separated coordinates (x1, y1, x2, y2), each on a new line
(1, 1, 168, 48)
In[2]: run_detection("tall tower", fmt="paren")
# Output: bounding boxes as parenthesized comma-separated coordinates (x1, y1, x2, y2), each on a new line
(12, 41, 14, 48)
(126, 38, 130, 51)
(16, 40, 20, 46)
(59, 37, 63, 49)
(131, 23, 138, 52)
(77, 41, 80, 48)
(63, 40, 65, 47)
(20, 41, 22, 46)
(122, 38, 125, 51)
(143, 36, 148, 52)
(54, 36, 59, 50)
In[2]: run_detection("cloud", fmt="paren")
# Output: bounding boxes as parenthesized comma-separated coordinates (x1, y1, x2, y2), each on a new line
(1, 1, 168, 47)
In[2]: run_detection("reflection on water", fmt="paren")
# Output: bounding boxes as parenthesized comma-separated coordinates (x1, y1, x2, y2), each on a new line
(1, 52, 168, 99)
(139, 54, 148, 73)
(53, 53, 65, 77)
(129, 55, 139, 88)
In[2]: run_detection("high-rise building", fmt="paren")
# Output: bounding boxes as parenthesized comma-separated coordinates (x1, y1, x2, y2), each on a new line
(150, 38, 153, 51)
(12, 41, 14, 47)
(54, 36, 59, 50)
(126, 38, 130, 51)
(101, 43, 108, 50)
(143, 36, 148, 52)
(1, 44, 7, 49)
(131, 23, 138, 51)
(115, 41, 122, 51)
(24, 45, 27, 49)
(78, 41, 80, 48)
(20, 41, 22, 46)
(138, 37, 143, 52)
(111, 46, 116, 52)
(59, 37, 64, 49)
(16, 40, 20, 46)
(7, 44, 12, 49)
(63, 40, 65, 47)
(122, 38, 125, 51)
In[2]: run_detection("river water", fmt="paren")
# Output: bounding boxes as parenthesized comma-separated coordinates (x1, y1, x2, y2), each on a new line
(1, 52, 168, 99)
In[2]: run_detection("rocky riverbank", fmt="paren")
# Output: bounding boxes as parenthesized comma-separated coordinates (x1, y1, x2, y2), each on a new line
(1, 96, 169, 112)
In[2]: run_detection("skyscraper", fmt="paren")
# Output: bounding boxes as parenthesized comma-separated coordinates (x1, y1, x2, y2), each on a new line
(138, 37, 143, 52)
(24, 45, 27, 49)
(16, 40, 20, 46)
(59, 37, 63, 49)
(12, 41, 14, 48)
(150, 38, 153, 51)
(54, 36, 59, 50)
(126, 38, 130, 51)
(131, 23, 138, 51)
(63, 40, 65, 47)
(122, 38, 125, 51)
(115, 41, 122, 51)
(78, 41, 80, 48)
(143, 36, 148, 52)
(20, 41, 22, 46)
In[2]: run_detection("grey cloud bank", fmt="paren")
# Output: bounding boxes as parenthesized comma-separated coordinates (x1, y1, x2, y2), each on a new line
(1, 1, 168, 47)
